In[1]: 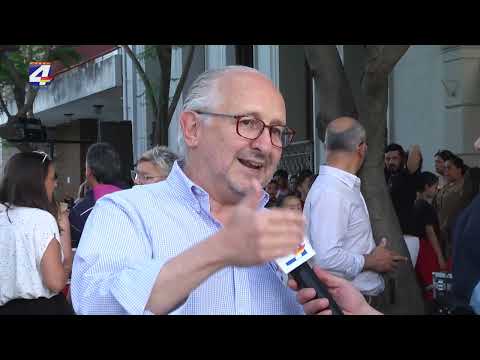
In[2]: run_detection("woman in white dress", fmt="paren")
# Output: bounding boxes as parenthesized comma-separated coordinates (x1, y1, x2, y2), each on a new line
(0, 151, 73, 314)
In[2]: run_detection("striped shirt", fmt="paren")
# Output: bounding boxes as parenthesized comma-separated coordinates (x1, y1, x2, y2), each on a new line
(71, 161, 304, 315)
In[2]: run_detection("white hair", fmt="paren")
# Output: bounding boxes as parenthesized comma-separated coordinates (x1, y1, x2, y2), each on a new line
(177, 66, 267, 158)
(138, 145, 179, 174)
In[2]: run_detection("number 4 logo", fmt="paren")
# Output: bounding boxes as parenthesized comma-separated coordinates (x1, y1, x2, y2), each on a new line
(29, 62, 53, 86)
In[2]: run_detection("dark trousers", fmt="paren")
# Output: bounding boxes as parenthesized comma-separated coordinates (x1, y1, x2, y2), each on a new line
(0, 293, 74, 315)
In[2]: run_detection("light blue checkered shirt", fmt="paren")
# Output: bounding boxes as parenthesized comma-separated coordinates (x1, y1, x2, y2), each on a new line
(71, 161, 304, 315)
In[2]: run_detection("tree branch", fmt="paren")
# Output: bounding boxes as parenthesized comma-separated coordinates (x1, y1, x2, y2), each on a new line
(365, 45, 410, 77)
(362, 45, 410, 101)
(167, 45, 195, 122)
(154, 45, 172, 145)
(0, 89, 11, 118)
(120, 45, 159, 120)
(304, 45, 358, 140)
(0, 51, 25, 90)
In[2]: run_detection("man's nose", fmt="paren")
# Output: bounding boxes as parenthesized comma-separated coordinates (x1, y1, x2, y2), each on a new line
(251, 127, 273, 152)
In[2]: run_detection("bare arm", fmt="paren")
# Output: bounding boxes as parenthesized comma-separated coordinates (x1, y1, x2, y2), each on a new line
(58, 210, 73, 277)
(289, 266, 383, 315)
(41, 239, 68, 293)
(425, 225, 447, 270)
(407, 145, 422, 174)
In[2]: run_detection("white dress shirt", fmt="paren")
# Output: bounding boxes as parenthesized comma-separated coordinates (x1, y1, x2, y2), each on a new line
(304, 165, 384, 296)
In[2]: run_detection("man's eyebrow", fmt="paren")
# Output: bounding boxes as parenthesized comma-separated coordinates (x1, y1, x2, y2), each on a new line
(244, 111, 286, 125)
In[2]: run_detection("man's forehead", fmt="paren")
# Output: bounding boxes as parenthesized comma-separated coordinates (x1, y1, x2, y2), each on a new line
(386, 151, 401, 157)
(217, 72, 285, 110)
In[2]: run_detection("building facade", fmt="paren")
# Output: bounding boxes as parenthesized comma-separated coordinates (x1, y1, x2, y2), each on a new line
(1, 45, 478, 200)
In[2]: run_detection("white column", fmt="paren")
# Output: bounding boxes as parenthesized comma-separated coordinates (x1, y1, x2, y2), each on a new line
(254, 45, 279, 88)
(205, 45, 227, 70)
(336, 45, 344, 64)
(122, 45, 148, 162)
(168, 47, 183, 155)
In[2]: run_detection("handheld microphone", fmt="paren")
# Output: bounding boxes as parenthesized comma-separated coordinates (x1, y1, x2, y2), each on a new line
(270, 237, 344, 315)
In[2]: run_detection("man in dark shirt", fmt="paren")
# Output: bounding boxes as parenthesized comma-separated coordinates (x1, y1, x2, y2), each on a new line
(407, 172, 447, 309)
(69, 143, 127, 247)
(384, 143, 422, 234)
(452, 135, 480, 314)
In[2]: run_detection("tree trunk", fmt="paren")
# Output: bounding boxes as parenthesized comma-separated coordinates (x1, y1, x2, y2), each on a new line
(304, 45, 357, 141)
(305, 45, 425, 314)
(154, 45, 172, 146)
(167, 45, 195, 123)
(17, 84, 38, 118)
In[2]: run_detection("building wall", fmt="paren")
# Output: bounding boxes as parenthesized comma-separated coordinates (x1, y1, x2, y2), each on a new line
(279, 45, 311, 143)
(391, 45, 480, 171)
(390, 45, 448, 172)
(54, 121, 82, 201)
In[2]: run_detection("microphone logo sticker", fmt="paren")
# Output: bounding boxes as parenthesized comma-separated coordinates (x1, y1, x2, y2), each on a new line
(285, 244, 308, 266)
(274, 237, 316, 275)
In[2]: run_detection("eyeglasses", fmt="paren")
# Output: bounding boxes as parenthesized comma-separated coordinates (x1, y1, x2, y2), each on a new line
(195, 111, 296, 148)
(33, 150, 49, 163)
(131, 170, 164, 183)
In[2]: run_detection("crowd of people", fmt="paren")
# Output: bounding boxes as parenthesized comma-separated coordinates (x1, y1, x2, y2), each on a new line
(0, 65, 479, 315)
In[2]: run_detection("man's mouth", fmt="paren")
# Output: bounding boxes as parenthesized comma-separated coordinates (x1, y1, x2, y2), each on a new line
(238, 158, 264, 170)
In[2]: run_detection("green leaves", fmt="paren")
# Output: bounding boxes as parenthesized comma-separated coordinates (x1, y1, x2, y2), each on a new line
(49, 46, 81, 66)
(0, 45, 80, 117)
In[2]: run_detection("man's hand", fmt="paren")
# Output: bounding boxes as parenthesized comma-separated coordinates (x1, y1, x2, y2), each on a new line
(364, 238, 408, 273)
(219, 179, 304, 267)
(407, 144, 422, 174)
(288, 266, 382, 315)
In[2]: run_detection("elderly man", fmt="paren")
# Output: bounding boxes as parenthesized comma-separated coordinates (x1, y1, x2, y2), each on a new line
(132, 146, 179, 185)
(303, 117, 407, 311)
(71, 66, 307, 315)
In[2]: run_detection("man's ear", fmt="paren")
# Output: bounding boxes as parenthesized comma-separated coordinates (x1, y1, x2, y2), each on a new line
(358, 142, 367, 158)
(180, 111, 202, 148)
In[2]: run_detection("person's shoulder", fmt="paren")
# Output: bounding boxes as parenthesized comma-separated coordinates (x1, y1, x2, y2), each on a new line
(402, 168, 419, 178)
(16, 207, 57, 227)
(99, 181, 173, 208)
(307, 180, 351, 207)
(470, 193, 480, 210)
(70, 193, 94, 217)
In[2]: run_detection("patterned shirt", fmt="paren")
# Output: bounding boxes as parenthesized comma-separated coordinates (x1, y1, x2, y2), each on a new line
(71, 161, 304, 315)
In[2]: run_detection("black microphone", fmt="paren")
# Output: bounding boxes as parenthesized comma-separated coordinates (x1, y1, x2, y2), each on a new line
(290, 262, 344, 315)
(270, 238, 343, 315)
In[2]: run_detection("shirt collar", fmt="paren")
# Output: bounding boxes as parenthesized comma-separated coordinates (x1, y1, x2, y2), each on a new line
(319, 165, 361, 190)
(165, 160, 269, 213)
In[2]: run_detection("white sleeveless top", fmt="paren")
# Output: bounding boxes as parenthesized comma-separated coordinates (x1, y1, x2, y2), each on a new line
(0, 204, 61, 306)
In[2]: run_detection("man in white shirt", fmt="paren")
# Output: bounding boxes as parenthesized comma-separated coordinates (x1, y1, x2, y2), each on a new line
(304, 117, 407, 311)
